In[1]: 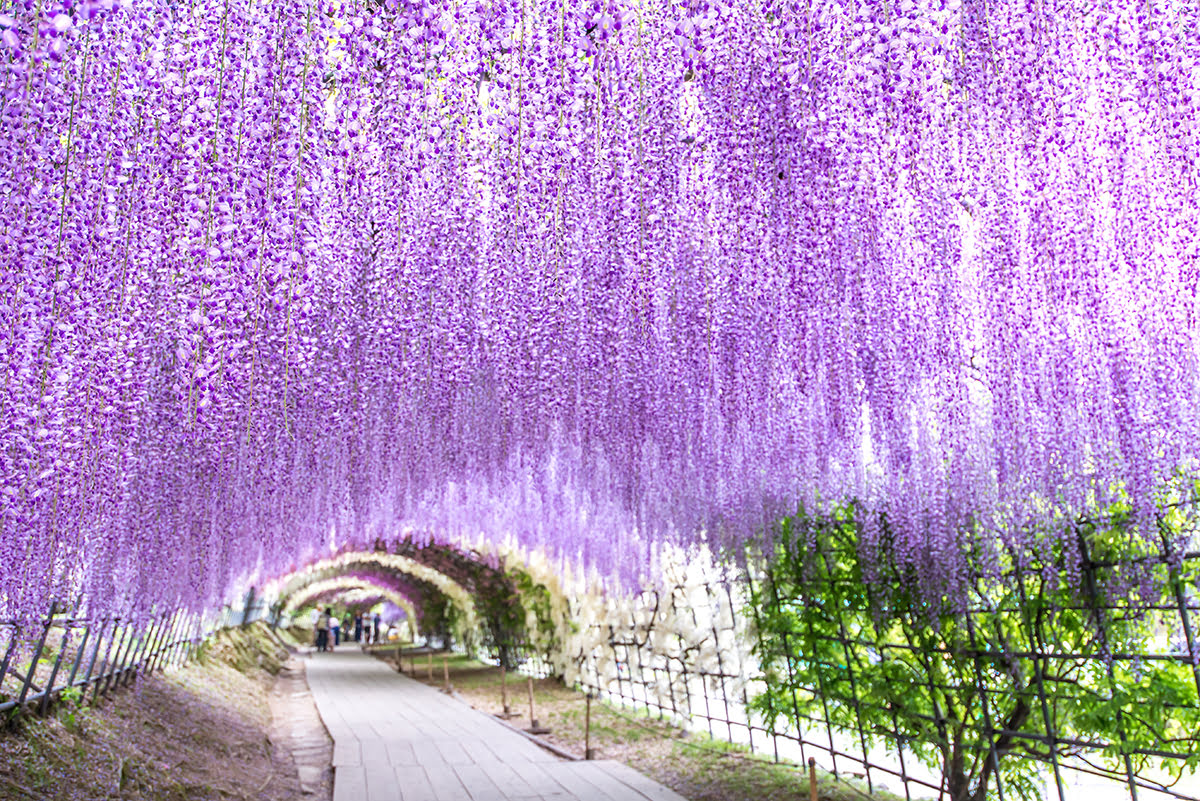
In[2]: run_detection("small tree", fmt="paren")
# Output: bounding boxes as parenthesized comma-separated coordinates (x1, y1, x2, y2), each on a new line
(750, 506, 1200, 801)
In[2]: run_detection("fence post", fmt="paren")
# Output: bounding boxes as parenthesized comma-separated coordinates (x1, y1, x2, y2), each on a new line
(167, 613, 189, 669)
(102, 622, 133, 695)
(0, 625, 18, 693)
(122, 622, 149, 686)
(135, 616, 166, 679)
(150, 611, 180, 673)
(39, 600, 80, 715)
(145, 612, 170, 674)
(64, 618, 92, 690)
(1160, 523, 1200, 698)
(90, 619, 118, 702)
(17, 602, 56, 707)
(786, 556, 841, 776)
(82, 618, 112, 702)
(815, 537, 875, 795)
(242, 587, 256, 628)
(748, 565, 809, 768)
(183, 615, 204, 665)
(148, 613, 174, 672)
(962, 597, 1005, 801)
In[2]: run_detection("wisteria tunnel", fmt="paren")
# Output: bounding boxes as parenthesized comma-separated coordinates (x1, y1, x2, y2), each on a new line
(1, 0, 1198, 799)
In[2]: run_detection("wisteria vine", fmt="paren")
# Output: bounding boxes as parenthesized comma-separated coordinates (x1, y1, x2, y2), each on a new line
(1, 0, 1198, 622)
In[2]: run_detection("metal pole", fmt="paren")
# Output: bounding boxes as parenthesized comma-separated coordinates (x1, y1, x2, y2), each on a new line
(585, 693, 595, 759)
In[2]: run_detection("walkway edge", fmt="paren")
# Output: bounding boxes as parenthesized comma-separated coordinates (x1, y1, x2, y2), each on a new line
(446, 687, 583, 762)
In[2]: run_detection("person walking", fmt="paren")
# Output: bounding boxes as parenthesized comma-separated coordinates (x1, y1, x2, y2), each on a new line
(354, 613, 363, 643)
(315, 606, 330, 652)
(331, 612, 341, 647)
(373, 612, 383, 644)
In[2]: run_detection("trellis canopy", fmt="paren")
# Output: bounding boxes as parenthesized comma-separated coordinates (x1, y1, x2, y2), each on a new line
(1, 0, 1198, 620)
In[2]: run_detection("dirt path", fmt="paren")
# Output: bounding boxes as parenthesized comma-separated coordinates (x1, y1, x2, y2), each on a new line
(268, 655, 334, 798)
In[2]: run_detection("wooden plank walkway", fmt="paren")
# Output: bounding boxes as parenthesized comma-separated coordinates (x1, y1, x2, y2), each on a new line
(305, 649, 690, 801)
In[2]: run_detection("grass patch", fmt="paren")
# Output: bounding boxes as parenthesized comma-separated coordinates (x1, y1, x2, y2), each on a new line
(386, 652, 905, 801)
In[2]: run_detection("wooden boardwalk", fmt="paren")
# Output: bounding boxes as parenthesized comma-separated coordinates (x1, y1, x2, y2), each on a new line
(305, 649, 689, 801)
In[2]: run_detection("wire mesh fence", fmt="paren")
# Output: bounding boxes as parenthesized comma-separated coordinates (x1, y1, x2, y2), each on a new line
(541, 507, 1200, 801)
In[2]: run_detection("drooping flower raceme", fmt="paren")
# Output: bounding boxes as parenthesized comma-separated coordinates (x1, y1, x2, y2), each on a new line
(1, 0, 1197, 623)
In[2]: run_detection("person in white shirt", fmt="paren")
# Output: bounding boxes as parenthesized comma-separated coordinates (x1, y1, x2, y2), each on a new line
(315, 606, 330, 652)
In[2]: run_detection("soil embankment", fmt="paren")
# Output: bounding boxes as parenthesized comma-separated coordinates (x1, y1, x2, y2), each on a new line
(0, 623, 332, 801)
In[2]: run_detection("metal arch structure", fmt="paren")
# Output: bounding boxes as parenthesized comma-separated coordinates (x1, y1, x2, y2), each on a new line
(276, 562, 437, 616)
(279, 576, 420, 626)
(267, 551, 479, 631)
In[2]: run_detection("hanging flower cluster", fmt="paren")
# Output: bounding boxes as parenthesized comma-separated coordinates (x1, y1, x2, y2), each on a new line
(281, 575, 421, 624)
(2, 0, 1198, 622)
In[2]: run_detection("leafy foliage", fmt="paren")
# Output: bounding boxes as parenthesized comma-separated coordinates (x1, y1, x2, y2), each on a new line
(750, 507, 1200, 801)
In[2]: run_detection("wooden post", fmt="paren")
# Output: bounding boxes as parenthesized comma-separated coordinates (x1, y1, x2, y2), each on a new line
(808, 757, 818, 801)
(525, 676, 549, 734)
(39, 626, 71, 715)
(85, 619, 116, 703)
(585, 693, 595, 760)
(441, 655, 452, 693)
(64, 620, 92, 690)
(427, 651, 433, 680)
(498, 664, 516, 719)
(18, 607, 55, 707)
